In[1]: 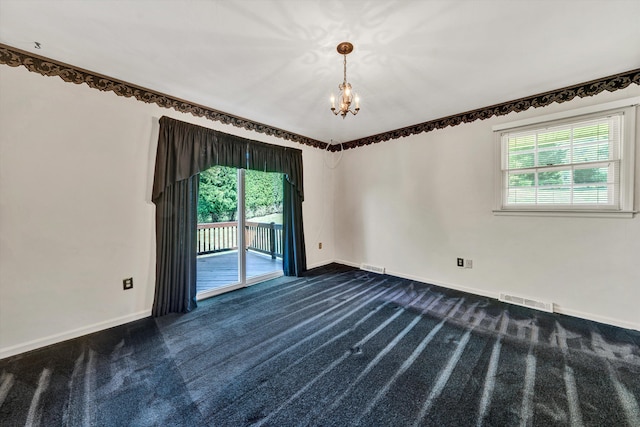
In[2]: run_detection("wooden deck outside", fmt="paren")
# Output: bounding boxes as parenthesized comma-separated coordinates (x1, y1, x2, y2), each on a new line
(197, 250, 283, 293)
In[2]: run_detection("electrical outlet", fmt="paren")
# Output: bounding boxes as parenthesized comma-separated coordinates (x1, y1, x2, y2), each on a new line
(465, 259, 473, 269)
(123, 277, 133, 290)
(457, 258, 464, 267)
(319, 242, 322, 249)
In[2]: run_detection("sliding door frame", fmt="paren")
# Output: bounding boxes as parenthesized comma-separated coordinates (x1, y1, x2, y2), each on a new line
(195, 168, 283, 301)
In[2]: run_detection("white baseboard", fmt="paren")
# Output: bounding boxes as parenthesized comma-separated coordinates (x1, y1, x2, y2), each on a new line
(554, 307, 640, 332)
(385, 268, 500, 300)
(306, 259, 342, 270)
(331, 259, 640, 332)
(333, 259, 360, 269)
(0, 310, 152, 360)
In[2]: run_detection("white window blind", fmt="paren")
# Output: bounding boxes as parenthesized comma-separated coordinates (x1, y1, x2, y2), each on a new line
(493, 98, 637, 217)
(502, 114, 621, 208)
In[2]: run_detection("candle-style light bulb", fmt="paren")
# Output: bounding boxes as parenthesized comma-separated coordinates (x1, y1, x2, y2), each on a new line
(330, 94, 335, 109)
(355, 95, 360, 109)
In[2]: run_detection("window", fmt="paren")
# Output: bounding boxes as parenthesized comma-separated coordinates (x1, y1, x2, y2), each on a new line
(493, 98, 638, 217)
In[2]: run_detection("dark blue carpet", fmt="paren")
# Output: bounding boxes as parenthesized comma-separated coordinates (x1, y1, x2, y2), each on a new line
(1, 263, 639, 426)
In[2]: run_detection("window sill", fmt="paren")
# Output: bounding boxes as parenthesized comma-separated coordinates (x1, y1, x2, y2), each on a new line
(492, 209, 637, 218)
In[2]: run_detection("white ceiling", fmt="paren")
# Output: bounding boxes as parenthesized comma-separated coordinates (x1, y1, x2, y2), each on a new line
(1, 0, 639, 144)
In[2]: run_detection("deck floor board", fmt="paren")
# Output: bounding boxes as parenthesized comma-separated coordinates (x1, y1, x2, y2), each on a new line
(197, 250, 282, 293)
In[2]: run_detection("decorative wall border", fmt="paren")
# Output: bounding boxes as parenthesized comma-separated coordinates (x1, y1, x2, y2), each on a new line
(336, 68, 640, 151)
(1, 43, 638, 153)
(0, 43, 328, 150)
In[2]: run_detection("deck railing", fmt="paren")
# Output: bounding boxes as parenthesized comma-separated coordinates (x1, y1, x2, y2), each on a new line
(197, 221, 283, 259)
(197, 221, 238, 255)
(246, 221, 283, 259)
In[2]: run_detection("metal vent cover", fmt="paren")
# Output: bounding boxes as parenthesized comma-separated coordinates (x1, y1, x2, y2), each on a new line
(499, 292, 554, 313)
(360, 264, 386, 274)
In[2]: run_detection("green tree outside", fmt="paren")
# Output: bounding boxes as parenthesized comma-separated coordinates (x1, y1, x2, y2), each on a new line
(197, 166, 283, 223)
(198, 166, 238, 222)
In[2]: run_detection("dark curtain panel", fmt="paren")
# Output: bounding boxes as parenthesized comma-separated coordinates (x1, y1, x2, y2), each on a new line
(152, 176, 198, 316)
(283, 179, 307, 276)
(247, 141, 307, 276)
(152, 116, 306, 316)
(247, 139, 306, 275)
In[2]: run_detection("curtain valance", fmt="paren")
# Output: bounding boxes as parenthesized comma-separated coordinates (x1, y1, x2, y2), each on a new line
(152, 116, 304, 203)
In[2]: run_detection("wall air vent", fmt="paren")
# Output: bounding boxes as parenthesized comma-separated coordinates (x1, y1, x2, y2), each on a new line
(360, 264, 386, 274)
(499, 292, 554, 313)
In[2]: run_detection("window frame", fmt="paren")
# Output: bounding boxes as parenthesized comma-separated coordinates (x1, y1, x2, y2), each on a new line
(493, 97, 638, 218)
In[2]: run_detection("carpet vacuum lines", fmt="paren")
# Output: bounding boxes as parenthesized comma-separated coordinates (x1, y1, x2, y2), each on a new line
(209, 285, 467, 425)
(356, 299, 485, 426)
(158, 269, 356, 332)
(23, 367, 51, 427)
(411, 305, 486, 427)
(554, 321, 585, 427)
(0, 371, 15, 407)
(251, 291, 440, 426)
(233, 269, 357, 308)
(605, 358, 640, 425)
(207, 283, 412, 418)
(170, 269, 355, 331)
(185, 276, 394, 410)
(214, 282, 407, 401)
(62, 348, 97, 426)
(252, 275, 377, 332)
(160, 273, 377, 377)
(590, 323, 640, 427)
(191, 271, 370, 338)
(299, 293, 450, 426)
(475, 312, 510, 427)
(519, 320, 539, 426)
(256, 271, 372, 314)
(184, 276, 383, 378)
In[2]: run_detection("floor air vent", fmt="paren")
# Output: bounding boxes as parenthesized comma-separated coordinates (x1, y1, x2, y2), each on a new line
(499, 293, 554, 313)
(360, 264, 386, 274)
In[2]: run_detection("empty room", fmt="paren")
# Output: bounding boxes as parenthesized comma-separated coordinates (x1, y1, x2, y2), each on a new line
(0, 1, 639, 426)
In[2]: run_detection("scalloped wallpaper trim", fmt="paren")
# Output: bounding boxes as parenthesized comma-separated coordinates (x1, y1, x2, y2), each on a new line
(1, 43, 638, 152)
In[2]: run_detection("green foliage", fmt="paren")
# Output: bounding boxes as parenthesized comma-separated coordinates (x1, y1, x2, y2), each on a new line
(198, 166, 237, 222)
(197, 166, 283, 223)
(507, 122, 611, 190)
(245, 169, 283, 219)
(574, 167, 608, 184)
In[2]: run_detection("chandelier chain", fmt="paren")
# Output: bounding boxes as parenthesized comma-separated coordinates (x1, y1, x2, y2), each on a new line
(343, 54, 347, 86)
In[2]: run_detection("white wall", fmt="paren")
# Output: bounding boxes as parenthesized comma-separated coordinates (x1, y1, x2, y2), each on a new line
(334, 85, 640, 331)
(0, 65, 335, 358)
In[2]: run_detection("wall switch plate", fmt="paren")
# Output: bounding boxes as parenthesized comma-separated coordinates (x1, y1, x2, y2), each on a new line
(465, 259, 473, 269)
(123, 277, 133, 290)
(457, 258, 464, 267)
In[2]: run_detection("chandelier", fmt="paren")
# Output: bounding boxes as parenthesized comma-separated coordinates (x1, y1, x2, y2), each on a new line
(330, 42, 360, 118)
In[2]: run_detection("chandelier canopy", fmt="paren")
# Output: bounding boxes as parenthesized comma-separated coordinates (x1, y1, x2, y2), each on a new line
(330, 42, 360, 119)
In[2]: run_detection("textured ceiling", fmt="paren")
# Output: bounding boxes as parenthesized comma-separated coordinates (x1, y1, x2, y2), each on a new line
(1, 0, 639, 144)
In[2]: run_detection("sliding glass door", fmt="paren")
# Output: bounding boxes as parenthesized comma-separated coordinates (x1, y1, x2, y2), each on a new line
(196, 166, 241, 295)
(245, 169, 284, 284)
(196, 166, 283, 298)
